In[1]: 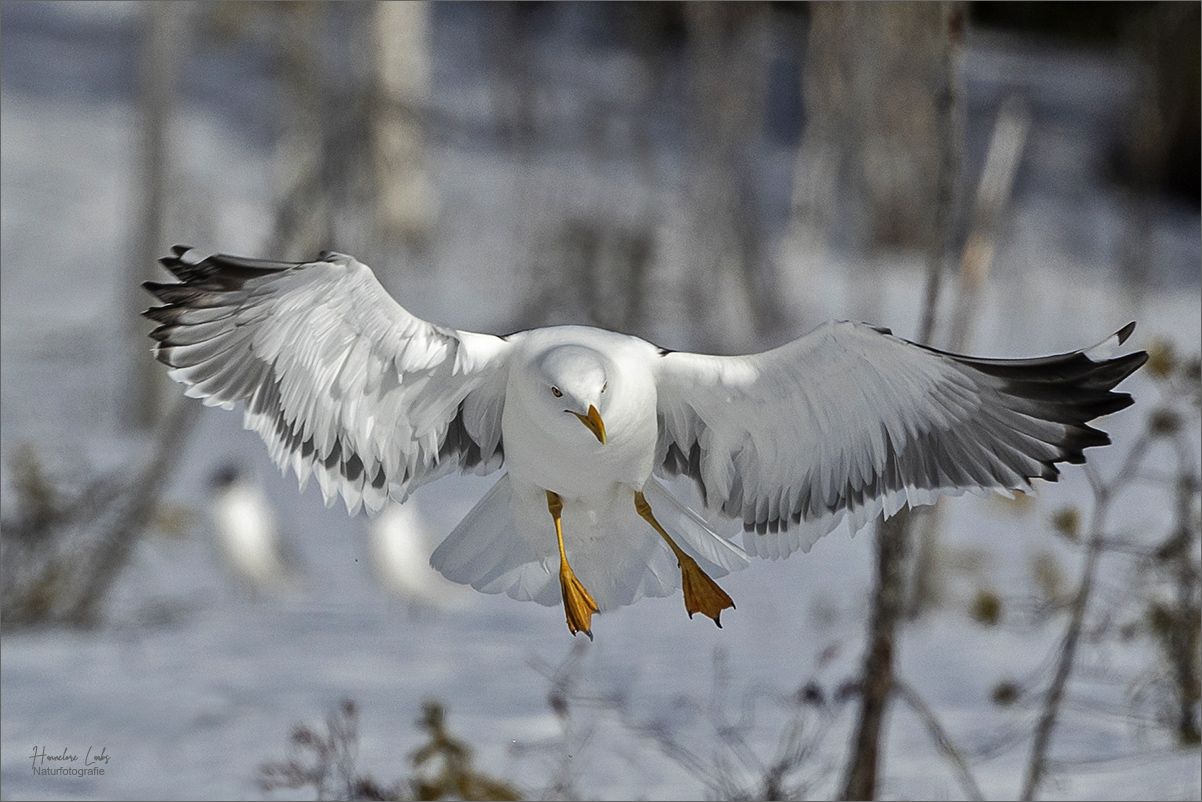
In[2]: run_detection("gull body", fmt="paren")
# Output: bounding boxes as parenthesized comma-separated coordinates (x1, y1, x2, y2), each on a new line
(145, 247, 1147, 637)
(443, 326, 738, 630)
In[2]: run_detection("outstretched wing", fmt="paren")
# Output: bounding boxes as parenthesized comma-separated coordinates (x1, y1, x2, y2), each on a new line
(144, 246, 512, 516)
(654, 321, 1147, 559)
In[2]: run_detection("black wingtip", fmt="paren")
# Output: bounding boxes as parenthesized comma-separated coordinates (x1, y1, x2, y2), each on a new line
(159, 245, 199, 269)
(1115, 322, 1136, 345)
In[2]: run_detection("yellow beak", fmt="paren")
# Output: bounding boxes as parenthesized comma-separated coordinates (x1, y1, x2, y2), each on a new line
(572, 405, 607, 445)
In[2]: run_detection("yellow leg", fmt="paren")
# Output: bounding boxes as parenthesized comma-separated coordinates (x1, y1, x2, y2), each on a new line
(548, 490, 599, 639)
(634, 491, 735, 626)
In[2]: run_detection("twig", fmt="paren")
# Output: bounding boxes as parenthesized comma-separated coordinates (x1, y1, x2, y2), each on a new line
(893, 678, 985, 802)
(906, 94, 1030, 621)
(1020, 435, 1152, 800)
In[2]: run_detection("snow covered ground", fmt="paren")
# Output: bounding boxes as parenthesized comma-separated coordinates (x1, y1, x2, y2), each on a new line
(2, 3, 1199, 800)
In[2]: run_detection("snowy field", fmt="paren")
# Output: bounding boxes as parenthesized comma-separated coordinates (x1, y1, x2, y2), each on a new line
(2, 3, 1199, 800)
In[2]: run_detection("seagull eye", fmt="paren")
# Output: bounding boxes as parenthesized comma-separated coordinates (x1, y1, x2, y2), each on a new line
(551, 386, 563, 398)
(601, 382, 607, 393)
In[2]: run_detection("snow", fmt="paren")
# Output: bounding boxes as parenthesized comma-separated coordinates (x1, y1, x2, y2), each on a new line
(2, 4, 1199, 800)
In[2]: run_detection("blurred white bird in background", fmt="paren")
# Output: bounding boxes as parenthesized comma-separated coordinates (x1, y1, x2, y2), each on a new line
(368, 499, 473, 614)
(207, 464, 305, 597)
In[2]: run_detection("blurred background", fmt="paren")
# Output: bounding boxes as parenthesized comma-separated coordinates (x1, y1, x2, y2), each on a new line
(1, 2, 1198, 800)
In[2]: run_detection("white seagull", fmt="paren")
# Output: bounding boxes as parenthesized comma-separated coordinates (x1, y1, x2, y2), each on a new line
(368, 500, 473, 613)
(145, 246, 1147, 637)
(207, 463, 305, 597)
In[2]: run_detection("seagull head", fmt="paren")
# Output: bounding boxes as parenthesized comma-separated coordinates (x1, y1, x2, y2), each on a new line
(208, 462, 243, 492)
(534, 345, 609, 445)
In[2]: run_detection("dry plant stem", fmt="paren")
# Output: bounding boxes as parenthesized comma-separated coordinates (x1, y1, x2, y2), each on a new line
(1020, 435, 1151, 801)
(582, 645, 841, 800)
(893, 679, 985, 802)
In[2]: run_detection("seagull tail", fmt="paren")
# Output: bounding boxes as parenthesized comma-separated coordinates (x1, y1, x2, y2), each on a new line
(640, 478, 749, 575)
(429, 475, 561, 607)
(430, 476, 751, 614)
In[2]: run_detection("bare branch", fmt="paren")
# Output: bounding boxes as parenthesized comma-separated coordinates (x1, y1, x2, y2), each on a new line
(1020, 435, 1156, 799)
(893, 679, 985, 802)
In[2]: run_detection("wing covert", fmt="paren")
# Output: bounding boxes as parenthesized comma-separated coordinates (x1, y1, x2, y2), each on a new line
(654, 320, 1147, 559)
(144, 246, 512, 515)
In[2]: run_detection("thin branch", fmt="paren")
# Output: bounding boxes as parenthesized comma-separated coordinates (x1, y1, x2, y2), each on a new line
(1167, 431, 1201, 744)
(1020, 435, 1153, 800)
(893, 679, 985, 802)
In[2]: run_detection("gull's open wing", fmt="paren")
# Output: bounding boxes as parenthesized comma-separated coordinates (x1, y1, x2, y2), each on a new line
(145, 246, 511, 515)
(654, 321, 1147, 559)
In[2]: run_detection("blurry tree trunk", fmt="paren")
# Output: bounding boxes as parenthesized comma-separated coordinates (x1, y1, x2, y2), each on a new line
(510, 7, 662, 340)
(794, 2, 963, 257)
(1166, 438, 1202, 746)
(683, 3, 779, 353)
(68, 398, 202, 623)
(838, 4, 965, 799)
(945, 98, 1029, 352)
(907, 98, 1028, 620)
(372, 1, 434, 249)
(1117, 3, 1200, 307)
(270, 2, 333, 260)
(842, 508, 909, 801)
(125, 0, 186, 431)
(490, 3, 540, 326)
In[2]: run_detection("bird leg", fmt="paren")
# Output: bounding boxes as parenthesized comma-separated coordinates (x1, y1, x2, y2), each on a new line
(634, 491, 734, 626)
(547, 490, 598, 639)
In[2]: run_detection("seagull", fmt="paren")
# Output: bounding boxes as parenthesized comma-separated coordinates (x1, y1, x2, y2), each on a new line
(368, 499, 473, 613)
(207, 464, 304, 597)
(144, 246, 1147, 638)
